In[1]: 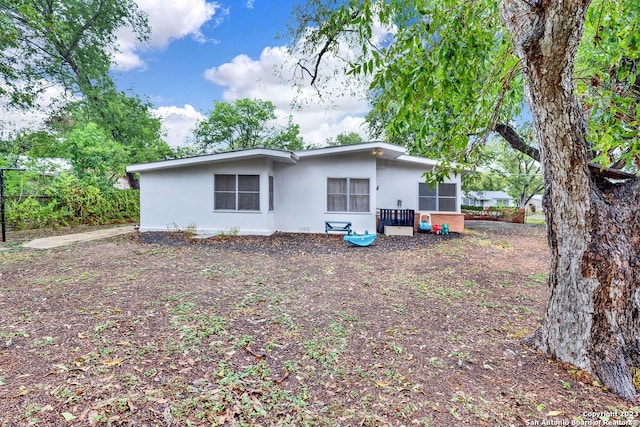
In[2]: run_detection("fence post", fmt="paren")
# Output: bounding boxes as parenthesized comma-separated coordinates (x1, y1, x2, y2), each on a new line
(0, 168, 25, 242)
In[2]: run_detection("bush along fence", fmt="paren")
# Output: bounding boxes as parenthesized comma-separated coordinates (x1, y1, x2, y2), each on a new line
(462, 206, 525, 223)
(5, 176, 139, 230)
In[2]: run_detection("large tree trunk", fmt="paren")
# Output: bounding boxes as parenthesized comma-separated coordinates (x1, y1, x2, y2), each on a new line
(501, 0, 640, 399)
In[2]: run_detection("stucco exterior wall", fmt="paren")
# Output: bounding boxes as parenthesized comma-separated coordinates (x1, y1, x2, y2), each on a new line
(138, 159, 275, 236)
(274, 153, 377, 233)
(376, 159, 461, 212)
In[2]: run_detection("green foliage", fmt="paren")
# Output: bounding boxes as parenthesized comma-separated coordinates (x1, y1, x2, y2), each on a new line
(5, 173, 139, 230)
(290, 0, 523, 181)
(326, 132, 365, 146)
(50, 88, 175, 167)
(0, 0, 149, 104)
(463, 125, 543, 207)
(192, 98, 305, 152)
(577, 0, 640, 170)
(291, 0, 640, 177)
(61, 122, 126, 184)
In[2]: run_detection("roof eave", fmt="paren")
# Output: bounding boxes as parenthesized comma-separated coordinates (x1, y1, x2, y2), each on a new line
(126, 148, 297, 173)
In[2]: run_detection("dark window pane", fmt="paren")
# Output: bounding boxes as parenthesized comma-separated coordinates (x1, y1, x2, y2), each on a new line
(238, 175, 259, 191)
(238, 193, 259, 210)
(439, 198, 457, 212)
(328, 195, 347, 212)
(419, 198, 436, 211)
(215, 174, 236, 191)
(327, 178, 347, 194)
(350, 179, 369, 195)
(215, 192, 235, 210)
(269, 176, 274, 211)
(438, 183, 457, 197)
(419, 183, 437, 197)
(350, 195, 370, 212)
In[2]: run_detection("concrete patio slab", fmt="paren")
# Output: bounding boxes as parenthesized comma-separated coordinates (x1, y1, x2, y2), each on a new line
(22, 225, 136, 249)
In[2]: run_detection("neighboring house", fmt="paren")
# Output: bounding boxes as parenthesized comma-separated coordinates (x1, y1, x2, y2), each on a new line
(462, 190, 514, 208)
(126, 142, 464, 236)
(527, 194, 543, 212)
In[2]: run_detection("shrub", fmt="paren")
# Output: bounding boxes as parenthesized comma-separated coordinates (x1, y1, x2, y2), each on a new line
(5, 173, 139, 230)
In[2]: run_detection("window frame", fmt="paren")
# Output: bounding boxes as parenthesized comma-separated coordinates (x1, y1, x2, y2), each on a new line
(268, 176, 274, 211)
(418, 182, 458, 212)
(327, 177, 370, 213)
(214, 174, 261, 212)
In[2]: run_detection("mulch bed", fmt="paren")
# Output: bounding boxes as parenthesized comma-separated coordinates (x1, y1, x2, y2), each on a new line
(137, 230, 461, 255)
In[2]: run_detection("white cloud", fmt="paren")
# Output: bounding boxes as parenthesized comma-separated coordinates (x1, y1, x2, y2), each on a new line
(202, 43, 374, 146)
(0, 84, 74, 140)
(152, 104, 205, 147)
(113, 0, 223, 71)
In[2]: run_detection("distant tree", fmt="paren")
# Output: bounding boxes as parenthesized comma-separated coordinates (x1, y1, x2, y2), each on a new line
(264, 115, 305, 151)
(0, 131, 58, 166)
(192, 99, 305, 152)
(61, 122, 126, 186)
(49, 88, 174, 188)
(326, 132, 364, 146)
(462, 169, 508, 198)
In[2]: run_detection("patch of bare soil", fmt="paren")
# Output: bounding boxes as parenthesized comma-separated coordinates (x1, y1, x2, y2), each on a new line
(0, 222, 637, 426)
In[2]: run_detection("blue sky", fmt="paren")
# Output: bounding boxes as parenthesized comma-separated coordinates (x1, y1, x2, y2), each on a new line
(113, 1, 292, 112)
(107, 0, 373, 147)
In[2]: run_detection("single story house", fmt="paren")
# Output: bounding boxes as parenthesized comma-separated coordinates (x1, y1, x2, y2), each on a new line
(461, 190, 514, 208)
(126, 142, 465, 236)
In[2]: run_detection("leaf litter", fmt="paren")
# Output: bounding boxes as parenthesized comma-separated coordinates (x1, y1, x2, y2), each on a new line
(0, 221, 638, 426)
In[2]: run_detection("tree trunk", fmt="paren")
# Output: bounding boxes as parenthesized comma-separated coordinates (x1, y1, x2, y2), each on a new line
(126, 171, 139, 190)
(501, 0, 640, 400)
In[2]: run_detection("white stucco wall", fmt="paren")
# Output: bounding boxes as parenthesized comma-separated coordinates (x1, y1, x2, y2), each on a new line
(274, 153, 378, 234)
(138, 159, 276, 236)
(376, 159, 461, 213)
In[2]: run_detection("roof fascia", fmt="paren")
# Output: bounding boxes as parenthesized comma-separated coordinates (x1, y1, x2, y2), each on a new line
(127, 148, 298, 173)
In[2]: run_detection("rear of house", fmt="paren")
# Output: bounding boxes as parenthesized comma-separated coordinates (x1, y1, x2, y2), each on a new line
(126, 142, 464, 236)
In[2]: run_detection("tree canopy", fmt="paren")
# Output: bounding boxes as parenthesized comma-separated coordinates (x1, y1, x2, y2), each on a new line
(289, 0, 639, 177)
(325, 131, 364, 146)
(0, 0, 149, 104)
(0, 0, 161, 189)
(289, 0, 640, 400)
(192, 98, 305, 153)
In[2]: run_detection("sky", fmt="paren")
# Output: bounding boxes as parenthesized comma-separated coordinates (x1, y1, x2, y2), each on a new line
(106, 0, 374, 148)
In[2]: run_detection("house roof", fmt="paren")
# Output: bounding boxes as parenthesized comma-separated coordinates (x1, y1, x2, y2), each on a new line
(126, 147, 298, 173)
(295, 141, 407, 160)
(126, 142, 441, 173)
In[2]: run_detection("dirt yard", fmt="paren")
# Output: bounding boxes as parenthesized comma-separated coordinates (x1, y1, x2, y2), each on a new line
(0, 222, 638, 426)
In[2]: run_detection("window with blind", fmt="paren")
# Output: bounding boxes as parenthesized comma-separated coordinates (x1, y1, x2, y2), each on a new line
(418, 182, 457, 212)
(327, 178, 370, 212)
(214, 174, 260, 211)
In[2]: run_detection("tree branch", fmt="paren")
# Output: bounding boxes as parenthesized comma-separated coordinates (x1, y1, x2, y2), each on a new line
(494, 123, 540, 162)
